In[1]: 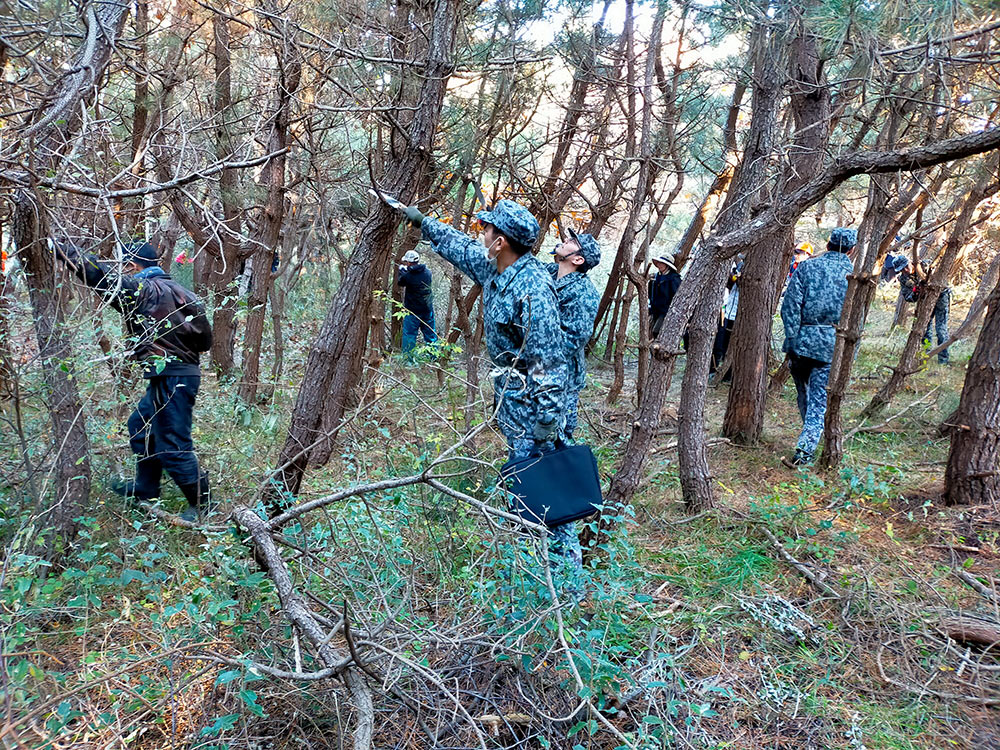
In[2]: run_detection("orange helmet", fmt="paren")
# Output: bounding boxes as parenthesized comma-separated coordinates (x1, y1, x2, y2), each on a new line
(796, 241, 814, 255)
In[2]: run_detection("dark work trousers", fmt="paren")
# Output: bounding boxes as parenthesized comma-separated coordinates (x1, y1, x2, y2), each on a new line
(788, 354, 830, 460)
(127, 375, 202, 498)
(401, 310, 437, 355)
(712, 318, 736, 374)
(923, 289, 951, 364)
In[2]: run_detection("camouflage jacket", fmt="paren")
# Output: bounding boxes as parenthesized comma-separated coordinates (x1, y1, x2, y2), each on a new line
(780, 250, 853, 363)
(421, 218, 566, 427)
(548, 264, 599, 393)
(61, 246, 210, 376)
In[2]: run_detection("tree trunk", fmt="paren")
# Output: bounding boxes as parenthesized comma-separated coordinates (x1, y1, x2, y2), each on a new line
(237, 32, 302, 404)
(723, 17, 828, 443)
(0, 270, 11, 399)
(606, 290, 633, 405)
(120, 0, 148, 237)
(206, 14, 244, 377)
(151, 211, 184, 271)
(268, 0, 461, 506)
(527, 29, 596, 249)
(944, 273, 1000, 506)
(6, 0, 130, 561)
(12, 197, 94, 558)
(671, 81, 745, 268)
(604, 1, 670, 405)
(594, 47, 1000, 531)
(675, 22, 782, 512)
(891, 287, 910, 329)
(678, 264, 726, 511)
(819, 174, 895, 469)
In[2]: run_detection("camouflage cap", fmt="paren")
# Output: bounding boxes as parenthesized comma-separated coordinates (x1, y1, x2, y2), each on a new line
(829, 227, 857, 250)
(567, 228, 601, 273)
(476, 199, 540, 247)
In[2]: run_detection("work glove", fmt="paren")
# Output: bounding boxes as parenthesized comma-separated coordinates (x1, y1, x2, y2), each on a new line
(533, 417, 558, 446)
(403, 205, 425, 226)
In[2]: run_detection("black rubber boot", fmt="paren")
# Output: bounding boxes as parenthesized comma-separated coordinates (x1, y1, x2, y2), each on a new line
(178, 473, 213, 522)
(111, 458, 163, 505)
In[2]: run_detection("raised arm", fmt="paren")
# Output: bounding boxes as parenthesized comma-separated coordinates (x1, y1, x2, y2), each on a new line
(421, 218, 491, 287)
(56, 244, 140, 314)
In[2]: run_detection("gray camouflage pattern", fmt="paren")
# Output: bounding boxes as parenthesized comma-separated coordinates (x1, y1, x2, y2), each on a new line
(548, 263, 600, 438)
(421, 217, 567, 442)
(475, 199, 541, 247)
(829, 227, 857, 249)
(790, 356, 831, 461)
(781, 250, 853, 363)
(924, 288, 951, 364)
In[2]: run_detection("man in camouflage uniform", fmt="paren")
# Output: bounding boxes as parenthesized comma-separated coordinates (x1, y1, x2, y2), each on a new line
(395, 199, 583, 594)
(910, 260, 952, 365)
(780, 227, 857, 466)
(548, 228, 601, 440)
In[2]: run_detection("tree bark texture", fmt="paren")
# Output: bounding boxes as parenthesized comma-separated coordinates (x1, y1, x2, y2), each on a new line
(6, 1, 130, 558)
(268, 0, 461, 505)
(670, 81, 745, 267)
(233, 506, 374, 750)
(205, 14, 244, 376)
(12, 197, 94, 556)
(945, 273, 1000, 506)
(723, 18, 829, 443)
(819, 174, 895, 470)
(237, 30, 302, 404)
(678, 265, 726, 511)
(675, 23, 782, 512)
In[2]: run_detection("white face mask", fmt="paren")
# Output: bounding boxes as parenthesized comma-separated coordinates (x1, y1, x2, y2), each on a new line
(484, 237, 501, 261)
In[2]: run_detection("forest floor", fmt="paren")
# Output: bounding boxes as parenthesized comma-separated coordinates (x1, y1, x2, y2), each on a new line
(4, 283, 1000, 750)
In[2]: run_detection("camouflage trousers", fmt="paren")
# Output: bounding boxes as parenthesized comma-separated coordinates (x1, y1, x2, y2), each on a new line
(923, 289, 951, 364)
(789, 354, 831, 461)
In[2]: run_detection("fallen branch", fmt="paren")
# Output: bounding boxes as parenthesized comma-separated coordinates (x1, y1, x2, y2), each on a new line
(877, 643, 1000, 706)
(232, 506, 374, 750)
(937, 614, 1000, 647)
(846, 387, 940, 440)
(758, 524, 843, 600)
(952, 568, 1000, 605)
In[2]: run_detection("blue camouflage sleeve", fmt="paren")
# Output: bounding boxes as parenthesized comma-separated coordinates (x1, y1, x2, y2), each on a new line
(519, 284, 567, 428)
(780, 265, 804, 354)
(421, 217, 490, 287)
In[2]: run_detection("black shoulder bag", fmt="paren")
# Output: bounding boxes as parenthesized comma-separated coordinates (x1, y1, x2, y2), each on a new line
(500, 443, 603, 528)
